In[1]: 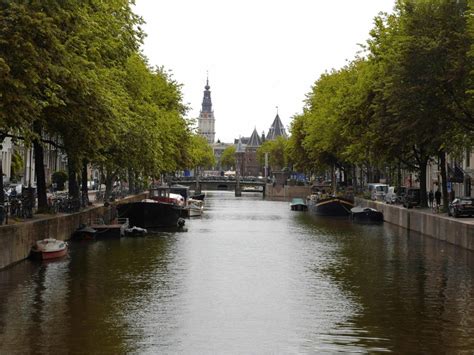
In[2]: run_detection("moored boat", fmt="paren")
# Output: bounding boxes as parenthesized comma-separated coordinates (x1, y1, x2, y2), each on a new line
(351, 206, 384, 223)
(72, 225, 97, 240)
(307, 195, 354, 216)
(125, 226, 148, 236)
(186, 198, 204, 217)
(31, 238, 68, 260)
(290, 198, 307, 211)
(189, 193, 205, 201)
(117, 186, 185, 229)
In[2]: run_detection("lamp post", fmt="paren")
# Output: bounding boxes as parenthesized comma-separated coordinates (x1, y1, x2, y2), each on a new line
(235, 138, 245, 197)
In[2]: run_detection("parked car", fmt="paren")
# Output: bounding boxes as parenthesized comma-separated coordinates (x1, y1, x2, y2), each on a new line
(395, 186, 407, 204)
(448, 197, 474, 217)
(384, 186, 397, 204)
(368, 183, 389, 201)
(402, 188, 420, 208)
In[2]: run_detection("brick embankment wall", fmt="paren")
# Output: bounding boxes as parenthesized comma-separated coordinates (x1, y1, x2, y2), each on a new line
(355, 198, 474, 251)
(0, 193, 147, 270)
(265, 184, 311, 200)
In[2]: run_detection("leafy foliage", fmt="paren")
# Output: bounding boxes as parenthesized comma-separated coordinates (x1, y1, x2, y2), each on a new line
(220, 145, 236, 170)
(257, 136, 288, 171)
(289, 0, 472, 205)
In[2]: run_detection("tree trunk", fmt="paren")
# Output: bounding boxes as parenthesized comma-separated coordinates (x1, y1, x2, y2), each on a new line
(397, 161, 402, 190)
(418, 157, 429, 208)
(33, 123, 48, 212)
(128, 168, 135, 194)
(0, 155, 4, 224)
(81, 159, 89, 206)
(104, 171, 114, 202)
(331, 164, 336, 193)
(352, 165, 357, 192)
(135, 171, 140, 193)
(67, 155, 79, 200)
(0, 138, 4, 206)
(439, 150, 449, 211)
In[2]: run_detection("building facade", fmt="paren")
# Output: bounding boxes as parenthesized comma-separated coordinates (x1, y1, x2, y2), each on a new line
(211, 141, 232, 171)
(234, 112, 288, 177)
(1, 137, 67, 188)
(244, 128, 263, 177)
(197, 78, 215, 144)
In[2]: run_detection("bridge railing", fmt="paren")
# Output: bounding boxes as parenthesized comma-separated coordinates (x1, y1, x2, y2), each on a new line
(171, 177, 268, 184)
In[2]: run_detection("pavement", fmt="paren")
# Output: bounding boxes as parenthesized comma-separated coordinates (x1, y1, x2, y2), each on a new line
(3, 190, 105, 226)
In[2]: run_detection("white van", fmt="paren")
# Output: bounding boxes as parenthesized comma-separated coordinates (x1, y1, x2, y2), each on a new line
(384, 186, 397, 204)
(367, 183, 389, 201)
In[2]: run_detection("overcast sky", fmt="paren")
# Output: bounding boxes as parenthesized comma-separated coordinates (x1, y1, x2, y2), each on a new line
(133, 0, 396, 143)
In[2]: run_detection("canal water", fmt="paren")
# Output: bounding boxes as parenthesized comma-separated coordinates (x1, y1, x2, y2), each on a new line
(1, 191, 473, 353)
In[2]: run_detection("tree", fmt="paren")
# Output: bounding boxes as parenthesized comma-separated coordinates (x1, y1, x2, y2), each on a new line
(220, 146, 236, 170)
(366, 0, 471, 206)
(257, 136, 288, 171)
(188, 135, 215, 170)
(0, 2, 68, 206)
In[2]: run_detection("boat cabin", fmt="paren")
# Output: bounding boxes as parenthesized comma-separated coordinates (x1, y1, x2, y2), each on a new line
(149, 185, 188, 206)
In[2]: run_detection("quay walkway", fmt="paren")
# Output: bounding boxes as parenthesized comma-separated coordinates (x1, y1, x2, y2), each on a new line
(356, 198, 474, 251)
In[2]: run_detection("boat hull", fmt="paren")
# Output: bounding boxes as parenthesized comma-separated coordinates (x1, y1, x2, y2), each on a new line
(291, 204, 308, 211)
(117, 202, 184, 228)
(31, 239, 68, 260)
(308, 198, 354, 216)
(188, 206, 203, 217)
(42, 248, 68, 260)
(351, 210, 384, 223)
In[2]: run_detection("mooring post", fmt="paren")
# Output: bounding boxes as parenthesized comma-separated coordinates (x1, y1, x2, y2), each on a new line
(235, 175, 241, 197)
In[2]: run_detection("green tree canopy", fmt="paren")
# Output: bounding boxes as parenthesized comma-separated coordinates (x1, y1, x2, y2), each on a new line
(220, 145, 236, 170)
(257, 136, 288, 171)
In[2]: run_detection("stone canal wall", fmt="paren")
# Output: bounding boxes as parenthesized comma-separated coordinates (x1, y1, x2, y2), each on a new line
(265, 184, 311, 200)
(0, 193, 147, 270)
(355, 198, 474, 251)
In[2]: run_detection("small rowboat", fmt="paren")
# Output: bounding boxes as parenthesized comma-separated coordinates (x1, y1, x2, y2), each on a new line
(290, 198, 308, 211)
(31, 238, 68, 260)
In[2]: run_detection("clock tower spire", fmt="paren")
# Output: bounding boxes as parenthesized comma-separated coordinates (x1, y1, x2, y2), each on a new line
(198, 74, 215, 143)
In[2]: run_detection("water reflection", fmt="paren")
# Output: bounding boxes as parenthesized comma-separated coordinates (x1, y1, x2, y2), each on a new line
(298, 213, 474, 353)
(0, 191, 473, 353)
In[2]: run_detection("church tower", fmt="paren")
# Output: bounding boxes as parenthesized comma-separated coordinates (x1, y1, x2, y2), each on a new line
(197, 77, 215, 143)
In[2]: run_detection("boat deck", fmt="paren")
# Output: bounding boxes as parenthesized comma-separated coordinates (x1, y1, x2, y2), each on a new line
(90, 218, 129, 238)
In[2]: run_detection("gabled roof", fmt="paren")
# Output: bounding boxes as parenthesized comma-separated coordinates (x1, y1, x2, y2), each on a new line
(266, 113, 287, 140)
(247, 128, 262, 147)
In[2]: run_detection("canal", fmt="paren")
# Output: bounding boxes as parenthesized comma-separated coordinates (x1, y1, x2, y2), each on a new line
(1, 191, 473, 353)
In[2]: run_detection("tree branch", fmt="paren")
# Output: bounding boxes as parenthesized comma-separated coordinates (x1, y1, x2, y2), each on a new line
(0, 131, 65, 149)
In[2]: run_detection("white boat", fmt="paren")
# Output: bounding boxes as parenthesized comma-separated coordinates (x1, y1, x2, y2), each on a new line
(125, 226, 148, 236)
(31, 238, 68, 260)
(187, 198, 204, 217)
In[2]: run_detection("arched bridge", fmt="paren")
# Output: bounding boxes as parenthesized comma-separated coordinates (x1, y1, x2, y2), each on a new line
(171, 177, 266, 195)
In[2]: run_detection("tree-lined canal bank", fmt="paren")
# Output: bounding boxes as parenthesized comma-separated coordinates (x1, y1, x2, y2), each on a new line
(1, 191, 473, 353)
